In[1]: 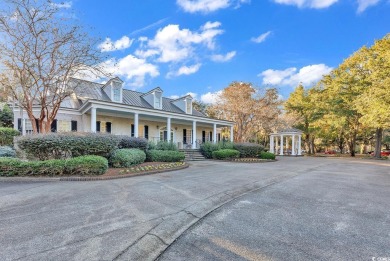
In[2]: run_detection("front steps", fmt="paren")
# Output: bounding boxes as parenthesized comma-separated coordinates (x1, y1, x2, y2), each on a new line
(179, 149, 206, 161)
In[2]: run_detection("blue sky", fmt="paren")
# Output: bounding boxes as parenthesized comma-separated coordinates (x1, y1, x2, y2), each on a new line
(66, 0, 389, 102)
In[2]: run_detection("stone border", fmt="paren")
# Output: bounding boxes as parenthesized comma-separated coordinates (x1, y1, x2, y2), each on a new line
(0, 163, 189, 182)
(209, 158, 277, 163)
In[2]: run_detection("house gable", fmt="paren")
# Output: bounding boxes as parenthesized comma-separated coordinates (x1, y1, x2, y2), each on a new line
(141, 87, 163, 110)
(102, 77, 123, 103)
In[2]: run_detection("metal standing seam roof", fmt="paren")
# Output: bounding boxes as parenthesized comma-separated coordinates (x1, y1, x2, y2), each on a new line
(62, 78, 206, 117)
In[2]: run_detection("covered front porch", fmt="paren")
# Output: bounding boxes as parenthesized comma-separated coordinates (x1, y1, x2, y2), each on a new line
(83, 102, 234, 149)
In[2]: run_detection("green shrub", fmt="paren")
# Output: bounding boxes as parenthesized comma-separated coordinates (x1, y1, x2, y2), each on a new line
(0, 155, 107, 176)
(233, 143, 264, 158)
(152, 141, 178, 151)
(0, 127, 20, 146)
(110, 149, 146, 168)
(0, 146, 16, 157)
(118, 136, 148, 151)
(212, 149, 240, 160)
(17, 132, 120, 160)
(146, 150, 185, 162)
(259, 152, 275, 160)
(66, 155, 108, 175)
(200, 141, 234, 159)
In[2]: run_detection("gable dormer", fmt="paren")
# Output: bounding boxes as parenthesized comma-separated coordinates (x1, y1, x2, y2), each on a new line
(141, 87, 163, 110)
(171, 95, 193, 114)
(102, 77, 123, 103)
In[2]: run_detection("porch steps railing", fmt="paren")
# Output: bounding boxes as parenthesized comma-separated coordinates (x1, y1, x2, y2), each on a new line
(179, 149, 206, 161)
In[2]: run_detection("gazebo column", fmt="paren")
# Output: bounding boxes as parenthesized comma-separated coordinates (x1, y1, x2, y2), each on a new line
(292, 135, 296, 155)
(270, 135, 274, 153)
(280, 135, 284, 155)
(298, 135, 302, 155)
(230, 126, 234, 142)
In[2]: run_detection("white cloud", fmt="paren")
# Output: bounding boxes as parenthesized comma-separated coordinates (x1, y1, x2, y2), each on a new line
(259, 64, 333, 87)
(177, 0, 237, 13)
(211, 51, 236, 62)
(167, 63, 202, 78)
(98, 36, 133, 52)
(52, 1, 72, 9)
(137, 22, 224, 63)
(356, 0, 380, 13)
(103, 55, 159, 87)
(272, 0, 338, 8)
(251, 31, 272, 43)
(201, 91, 222, 104)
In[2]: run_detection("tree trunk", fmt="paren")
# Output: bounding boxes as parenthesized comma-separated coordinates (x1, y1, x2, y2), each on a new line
(374, 128, 383, 159)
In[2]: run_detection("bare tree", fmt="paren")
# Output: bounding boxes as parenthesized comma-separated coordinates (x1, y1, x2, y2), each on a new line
(0, 0, 105, 133)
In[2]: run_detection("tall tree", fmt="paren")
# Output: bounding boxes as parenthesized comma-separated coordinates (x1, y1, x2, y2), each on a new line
(0, 104, 14, 127)
(0, 0, 104, 133)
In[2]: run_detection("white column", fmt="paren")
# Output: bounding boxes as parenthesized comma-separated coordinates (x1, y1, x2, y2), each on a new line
(134, 113, 139, 138)
(280, 135, 284, 155)
(298, 135, 302, 155)
(213, 123, 217, 143)
(167, 117, 171, 142)
(22, 118, 26, 136)
(292, 135, 296, 155)
(90, 107, 96, 133)
(270, 135, 274, 153)
(230, 126, 234, 142)
(192, 121, 197, 149)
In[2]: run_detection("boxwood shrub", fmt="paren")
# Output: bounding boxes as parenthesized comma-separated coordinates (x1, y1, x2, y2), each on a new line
(233, 143, 264, 158)
(212, 149, 240, 160)
(149, 141, 178, 151)
(0, 146, 16, 157)
(109, 149, 146, 168)
(259, 151, 276, 160)
(0, 155, 108, 176)
(0, 127, 20, 146)
(146, 150, 185, 162)
(17, 132, 120, 160)
(118, 136, 148, 151)
(200, 141, 234, 159)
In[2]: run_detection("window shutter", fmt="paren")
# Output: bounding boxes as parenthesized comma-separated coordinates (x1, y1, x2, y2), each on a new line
(218, 133, 221, 142)
(96, 121, 101, 132)
(17, 118, 22, 132)
(35, 119, 40, 133)
(144, 125, 149, 139)
(71, 121, 78, 132)
(131, 124, 134, 137)
(210, 131, 212, 142)
(106, 122, 112, 133)
(202, 131, 206, 143)
(51, 119, 57, 132)
(183, 129, 187, 143)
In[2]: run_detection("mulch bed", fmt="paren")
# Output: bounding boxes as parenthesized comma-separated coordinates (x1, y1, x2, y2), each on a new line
(212, 158, 276, 163)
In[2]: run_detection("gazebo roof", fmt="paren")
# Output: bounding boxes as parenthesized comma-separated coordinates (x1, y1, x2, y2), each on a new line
(271, 128, 303, 135)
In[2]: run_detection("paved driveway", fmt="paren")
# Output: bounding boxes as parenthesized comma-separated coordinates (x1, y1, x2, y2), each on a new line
(0, 157, 389, 260)
(160, 158, 390, 261)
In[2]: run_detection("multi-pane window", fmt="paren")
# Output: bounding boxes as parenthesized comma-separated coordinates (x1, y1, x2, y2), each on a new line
(58, 120, 71, 132)
(186, 100, 191, 114)
(155, 98, 160, 109)
(113, 87, 121, 102)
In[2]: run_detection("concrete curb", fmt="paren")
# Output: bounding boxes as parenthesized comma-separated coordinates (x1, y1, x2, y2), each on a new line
(114, 172, 299, 261)
(0, 163, 189, 182)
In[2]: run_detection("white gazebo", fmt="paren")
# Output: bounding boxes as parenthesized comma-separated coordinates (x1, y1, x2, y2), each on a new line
(270, 128, 303, 156)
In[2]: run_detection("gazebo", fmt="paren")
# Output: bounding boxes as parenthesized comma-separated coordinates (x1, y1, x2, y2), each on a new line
(269, 128, 303, 156)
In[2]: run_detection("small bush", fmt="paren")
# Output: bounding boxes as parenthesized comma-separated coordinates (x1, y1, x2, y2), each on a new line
(0, 146, 16, 157)
(146, 150, 185, 162)
(152, 141, 178, 151)
(0, 127, 20, 146)
(110, 149, 146, 168)
(259, 152, 275, 160)
(17, 132, 120, 160)
(200, 141, 234, 159)
(118, 136, 148, 151)
(66, 155, 108, 175)
(233, 143, 264, 158)
(212, 149, 240, 160)
(0, 155, 107, 176)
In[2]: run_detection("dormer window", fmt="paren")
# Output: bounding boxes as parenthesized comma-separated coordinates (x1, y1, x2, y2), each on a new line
(102, 77, 123, 103)
(155, 96, 161, 108)
(171, 95, 193, 114)
(154, 91, 162, 109)
(141, 87, 163, 109)
(186, 98, 192, 114)
(113, 87, 121, 102)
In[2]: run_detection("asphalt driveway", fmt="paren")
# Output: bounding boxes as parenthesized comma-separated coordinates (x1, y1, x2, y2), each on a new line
(0, 157, 389, 260)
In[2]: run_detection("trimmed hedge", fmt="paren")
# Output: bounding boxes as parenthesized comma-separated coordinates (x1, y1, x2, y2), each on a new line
(212, 149, 240, 160)
(17, 132, 120, 160)
(0, 146, 16, 157)
(200, 141, 234, 159)
(146, 150, 185, 162)
(0, 127, 20, 146)
(118, 136, 149, 151)
(233, 143, 264, 158)
(148, 141, 178, 151)
(110, 149, 146, 168)
(259, 151, 276, 160)
(0, 155, 108, 176)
